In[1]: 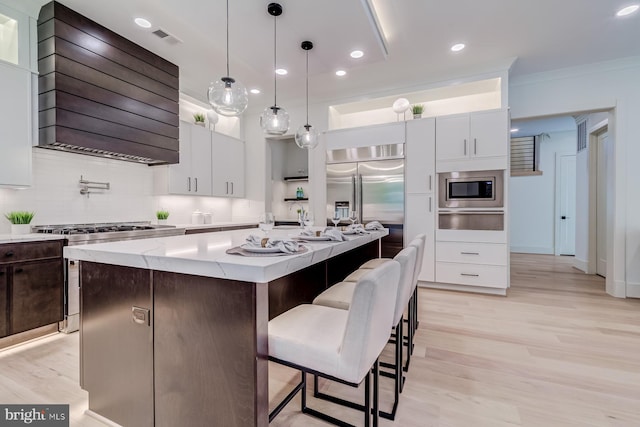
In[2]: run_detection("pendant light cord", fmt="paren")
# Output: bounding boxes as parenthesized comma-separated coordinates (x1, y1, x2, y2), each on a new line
(226, 0, 230, 77)
(273, 13, 277, 107)
(305, 49, 309, 126)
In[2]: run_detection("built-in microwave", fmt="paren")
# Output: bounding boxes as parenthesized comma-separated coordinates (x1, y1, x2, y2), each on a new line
(438, 170, 504, 209)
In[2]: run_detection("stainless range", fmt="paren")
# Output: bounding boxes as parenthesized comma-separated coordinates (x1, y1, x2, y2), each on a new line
(32, 222, 186, 333)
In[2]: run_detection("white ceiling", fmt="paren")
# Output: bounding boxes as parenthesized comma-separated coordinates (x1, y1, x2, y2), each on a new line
(26, 0, 640, 112)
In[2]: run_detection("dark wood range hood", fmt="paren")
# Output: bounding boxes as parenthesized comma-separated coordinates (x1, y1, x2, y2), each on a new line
(37, 1, 179, 165)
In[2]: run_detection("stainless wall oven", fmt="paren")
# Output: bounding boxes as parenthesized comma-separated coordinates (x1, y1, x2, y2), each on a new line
(438, 170, 505, 231)
(439, 170, 504, 209)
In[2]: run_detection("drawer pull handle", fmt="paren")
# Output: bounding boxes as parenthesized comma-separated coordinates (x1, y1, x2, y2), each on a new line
(5, 251, 14, 257)
(460, 252, 480, 255)
(15, 268, 23, 274)
(460, 273, 479, 277)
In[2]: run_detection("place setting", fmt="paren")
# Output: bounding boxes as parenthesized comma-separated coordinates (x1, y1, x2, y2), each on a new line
(226, 212, 309, 256)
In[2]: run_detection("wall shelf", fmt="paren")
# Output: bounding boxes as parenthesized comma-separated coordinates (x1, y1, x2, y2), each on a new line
(283, 176, 309, 182)
(284, 198, 309, 202)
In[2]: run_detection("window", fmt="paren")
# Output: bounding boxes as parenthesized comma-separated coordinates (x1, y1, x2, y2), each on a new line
(511, 136, 542, 176)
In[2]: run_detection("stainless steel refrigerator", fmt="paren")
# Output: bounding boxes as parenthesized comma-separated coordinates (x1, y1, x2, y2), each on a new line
(326, 144, 404, 257)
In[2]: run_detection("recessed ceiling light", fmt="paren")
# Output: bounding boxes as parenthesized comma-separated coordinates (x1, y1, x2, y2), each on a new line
(616, 4, 639, 16)
(275, 68, 288, 75)
(451, 43, 466, 52)
(250, 89, 261, 94)
(510, 128, 519, 133)
(335, 70, 347, 77)
(350, 50, 364, 59)
(134, 18, 152, 28)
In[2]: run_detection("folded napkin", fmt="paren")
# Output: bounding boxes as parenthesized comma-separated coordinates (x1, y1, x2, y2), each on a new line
(365, 221, 384, 231)
(300, 228, 346, 241)
(245, 235, 300, 254)
(322, 228, 347, 241)
(346, 224, 368, 234)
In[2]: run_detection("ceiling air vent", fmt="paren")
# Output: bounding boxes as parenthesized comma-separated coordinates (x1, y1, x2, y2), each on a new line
(152, 28, 183, 45)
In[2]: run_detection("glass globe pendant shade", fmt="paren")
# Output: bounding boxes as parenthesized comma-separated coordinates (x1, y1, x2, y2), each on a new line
(207, 77, 248, 117)
(260, 105, 290, 135)
(294, 124, 319, 149)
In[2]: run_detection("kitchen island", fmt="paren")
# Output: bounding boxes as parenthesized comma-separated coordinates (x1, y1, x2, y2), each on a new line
(64, 228, 387, 427)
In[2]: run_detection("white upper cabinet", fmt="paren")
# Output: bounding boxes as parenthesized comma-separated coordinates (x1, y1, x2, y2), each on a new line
(189, 125, 213, 195)
(405, 118, 435, 194)
(436, 109, 508, 171)
(168, 122, 244, 198)
(324, 122, 405, 150)
(212, 133, 245, 198)
(168, 122, 212, 195)
(0, 3, 35, 188)
(0, 61, 32, 187)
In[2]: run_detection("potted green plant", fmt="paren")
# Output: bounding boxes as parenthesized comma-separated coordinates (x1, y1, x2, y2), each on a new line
(411, 104, 424, 119)
(156, 210, 170, 225)
(4, 211, 35, 235)
(193, 112, 206, 126)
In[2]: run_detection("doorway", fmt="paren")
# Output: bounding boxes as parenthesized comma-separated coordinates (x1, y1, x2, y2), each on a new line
(594, 127, 610, 277)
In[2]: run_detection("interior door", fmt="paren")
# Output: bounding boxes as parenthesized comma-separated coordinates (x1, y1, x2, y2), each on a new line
(556, 153, 576, 255)
(326, 162, 357, 224)
(596, 131, 609, 277)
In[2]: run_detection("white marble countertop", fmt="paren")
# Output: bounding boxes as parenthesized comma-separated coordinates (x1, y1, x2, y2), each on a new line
(0, 234, 67, 244)
(64, 228, 388, 283)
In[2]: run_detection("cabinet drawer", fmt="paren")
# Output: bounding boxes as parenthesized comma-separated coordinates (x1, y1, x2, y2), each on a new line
(436, 242, 507, 265)
(0, 241, 63, 264)
(436, 262, 507, 288)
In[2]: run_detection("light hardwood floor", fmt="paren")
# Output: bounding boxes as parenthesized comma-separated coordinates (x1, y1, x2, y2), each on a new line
(1, 254, 639, 426)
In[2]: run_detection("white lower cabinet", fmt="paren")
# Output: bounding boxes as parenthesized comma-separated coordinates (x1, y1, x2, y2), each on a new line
(435, 241, 509, 289)
(405, 193, 435, 282)
(435, 262, 508, 289)
(436, 241, 507, 265)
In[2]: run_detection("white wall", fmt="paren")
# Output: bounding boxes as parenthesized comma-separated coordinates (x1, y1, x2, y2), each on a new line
(510, 131, 576, 254)
(510, 56, 640, 298)
(0, 149, 235, 232)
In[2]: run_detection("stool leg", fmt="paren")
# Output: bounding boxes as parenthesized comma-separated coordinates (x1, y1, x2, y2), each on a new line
(300, 371, 307, 411)
(364, 367, 371, 427)
(373, 358, 379, 427)
(404, 300, 413, 372)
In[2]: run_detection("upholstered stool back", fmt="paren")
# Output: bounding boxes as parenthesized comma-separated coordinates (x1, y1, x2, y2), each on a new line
(337, 260, 400, 383)
(408, 234, 426, 287)
(390, 246, 417, 326)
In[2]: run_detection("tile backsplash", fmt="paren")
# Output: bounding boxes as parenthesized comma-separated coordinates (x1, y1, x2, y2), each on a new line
(0, 149, 235, 233)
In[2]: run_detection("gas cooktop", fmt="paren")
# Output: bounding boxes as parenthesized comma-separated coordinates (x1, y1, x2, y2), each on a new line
(32, 222, 185, 244)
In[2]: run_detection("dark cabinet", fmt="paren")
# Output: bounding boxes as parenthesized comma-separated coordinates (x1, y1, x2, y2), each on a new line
(11, 259, 64, 334)
(0, 267, 7, 337)
(0, 240, 64, 336)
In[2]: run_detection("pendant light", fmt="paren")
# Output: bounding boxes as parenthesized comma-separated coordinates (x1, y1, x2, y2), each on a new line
(294, 41, 318, 149)
(259, 3, 289, 135)
(207, 0, 248, 116)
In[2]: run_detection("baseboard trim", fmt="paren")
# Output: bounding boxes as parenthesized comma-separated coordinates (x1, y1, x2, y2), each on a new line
(418, 281, 507, 296)
(510, 246, 554, 255)
(625, 281, 640, 298)
(573, 257, 588, 273)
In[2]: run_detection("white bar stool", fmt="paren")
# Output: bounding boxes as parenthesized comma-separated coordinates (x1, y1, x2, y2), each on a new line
(268, 261, 401, 427)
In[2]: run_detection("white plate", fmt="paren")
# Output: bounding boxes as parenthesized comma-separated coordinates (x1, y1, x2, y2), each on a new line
(240, 244, 283, 253)
(342, 230, 357, 235)
(294, 235, 333, 241)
